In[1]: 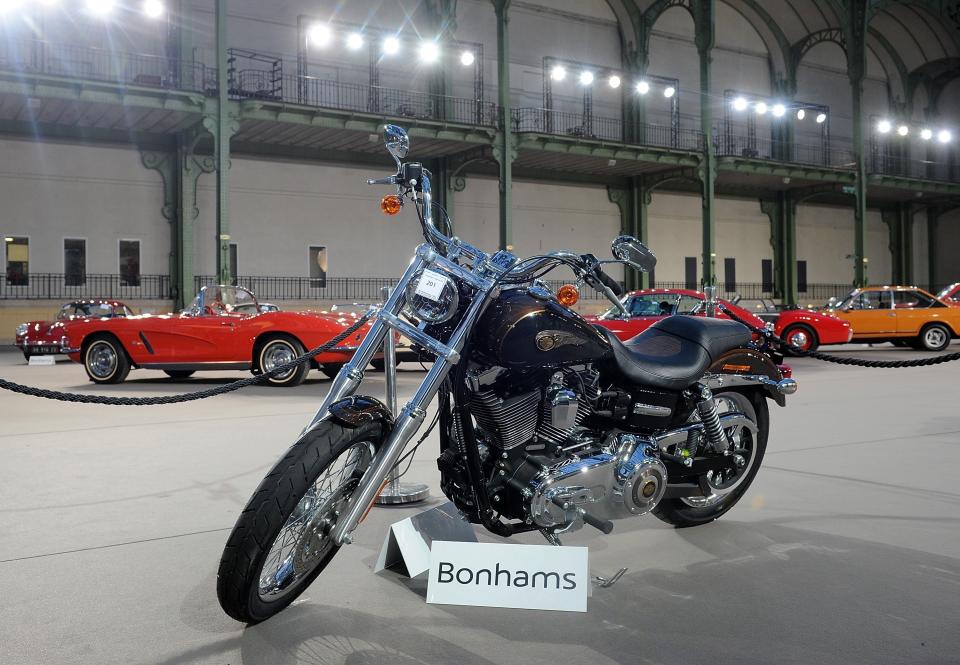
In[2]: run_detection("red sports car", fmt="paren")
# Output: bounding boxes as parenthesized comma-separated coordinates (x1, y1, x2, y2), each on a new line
(15, 299, 134, 360)
(587, 288, 851, 352)
(732, 296, 853, 351)
(60, 285, 371, 386)
(936, 283, 960, 305)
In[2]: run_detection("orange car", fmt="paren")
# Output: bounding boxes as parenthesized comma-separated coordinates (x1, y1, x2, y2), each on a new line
(827, 286, 960, 351)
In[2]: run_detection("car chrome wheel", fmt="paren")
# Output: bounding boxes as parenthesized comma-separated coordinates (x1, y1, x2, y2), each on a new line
(923, 326, 947, 350)
(261, 341, 297, 380)
(789, 330, 809, 348)
(87, 341, 118, 379)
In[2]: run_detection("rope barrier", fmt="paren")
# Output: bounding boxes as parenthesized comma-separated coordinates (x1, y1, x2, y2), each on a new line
(0, 313, 372, 405)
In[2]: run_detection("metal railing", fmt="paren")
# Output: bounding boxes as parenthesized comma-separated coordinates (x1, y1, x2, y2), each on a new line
(868, 149, 960, 183)
(1, 273, 171, 300)
(716, 130, 857, 169)
(511, 108, 704, 151)
(194, 276, 401, 302)
(0, 39, 214, 93)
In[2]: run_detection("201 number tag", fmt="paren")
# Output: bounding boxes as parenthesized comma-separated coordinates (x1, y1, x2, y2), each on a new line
(415, 269, 447, 302)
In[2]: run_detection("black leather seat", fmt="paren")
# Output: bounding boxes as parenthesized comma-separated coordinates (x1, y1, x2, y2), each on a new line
(595, 316, 752, 391)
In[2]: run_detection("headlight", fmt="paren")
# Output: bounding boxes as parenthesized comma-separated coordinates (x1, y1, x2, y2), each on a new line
(15, 323, 28, 337)
(404, 268, 459, 324)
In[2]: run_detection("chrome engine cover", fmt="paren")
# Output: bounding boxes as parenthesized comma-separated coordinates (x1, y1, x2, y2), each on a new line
(529, 434, 667, 530)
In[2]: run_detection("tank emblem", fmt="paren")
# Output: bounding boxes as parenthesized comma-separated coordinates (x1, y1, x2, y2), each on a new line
(536, 330, 585, 352)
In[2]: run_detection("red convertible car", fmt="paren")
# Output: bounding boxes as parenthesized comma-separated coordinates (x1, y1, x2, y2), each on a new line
(937, 283, 960, 305)
(15, 300, 134, 360)
(60, 285, 370, 386)
(588, 288, 851, 353)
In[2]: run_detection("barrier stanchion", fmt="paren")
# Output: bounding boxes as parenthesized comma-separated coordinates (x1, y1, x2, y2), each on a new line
(376, 286, 429, 506)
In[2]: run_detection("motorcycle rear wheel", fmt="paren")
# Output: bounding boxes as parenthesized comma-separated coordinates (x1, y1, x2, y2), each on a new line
(653, 390, 768, 528)
(217, 419, 386, 623)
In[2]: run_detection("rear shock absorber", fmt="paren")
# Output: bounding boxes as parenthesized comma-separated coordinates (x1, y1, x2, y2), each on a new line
(694, 383, 728, 453)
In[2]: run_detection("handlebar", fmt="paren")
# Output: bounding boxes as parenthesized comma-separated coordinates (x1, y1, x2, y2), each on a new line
(593, 266, 624, 297)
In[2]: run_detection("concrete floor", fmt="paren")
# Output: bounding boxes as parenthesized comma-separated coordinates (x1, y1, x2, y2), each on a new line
(1, 345, 959, 665)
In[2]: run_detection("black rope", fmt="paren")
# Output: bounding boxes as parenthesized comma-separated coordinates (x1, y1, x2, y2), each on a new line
(718, 304, 960, 368)
(0, 313, 373, 405)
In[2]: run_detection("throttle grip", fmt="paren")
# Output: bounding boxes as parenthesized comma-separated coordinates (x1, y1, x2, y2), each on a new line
(595, 268, 624, 296)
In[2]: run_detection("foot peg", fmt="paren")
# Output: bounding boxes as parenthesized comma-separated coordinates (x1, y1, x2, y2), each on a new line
(550, 496, 614, 535)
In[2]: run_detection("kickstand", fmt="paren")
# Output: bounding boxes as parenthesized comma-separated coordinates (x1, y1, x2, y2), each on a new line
(539, 529, 563, 546)
(593, 567, 628, 588)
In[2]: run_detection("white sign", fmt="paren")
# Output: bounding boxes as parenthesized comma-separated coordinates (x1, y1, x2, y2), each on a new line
(427, 541, 589, 612)
(414, 269, 447, 302)
(28, 355, 56, 366)
(375, 502, 478, 578)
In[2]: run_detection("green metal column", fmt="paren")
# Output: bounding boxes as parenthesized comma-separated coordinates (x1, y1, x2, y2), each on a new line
(424, 0, 457, 120)
(784, 193, 798, 306)
(607, 178, 650, 291)
(695, 0, 716, 287)
(492, 0, 513, 251)
(902, 204, 913, 285)
(623, 50, 649, 144)
(215, 0, 232, 284)
(846, 2, 868, 287)
(882, 207, 900, 283)
(927, 206, 939, 289)
(760, 197, 784, 299)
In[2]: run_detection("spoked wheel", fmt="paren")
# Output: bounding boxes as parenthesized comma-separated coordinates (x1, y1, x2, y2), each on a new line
(217, 419, 386, 624)
(653, 390, 768, 528)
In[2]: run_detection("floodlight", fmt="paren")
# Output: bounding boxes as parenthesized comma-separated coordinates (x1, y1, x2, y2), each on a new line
(142, 0, 163, 18)
(755, 101, 767, 115)
(550, 65, 566, 82)
(635, 80, 649, 94)
(796, 108, 805, 120)
(85, 0, 115, 16)
(579, 71, 594, 85)
(920, 128, 933, 140)
(459, 50, 474, 66)
(663, 85, 675, 98)
(816, 112, 827, 123)
(876, 119, 891, 133)
(346, 32, 364, 51)
(0, 0, 25, 13)
(732, 97, 748, 111)
(937, 129, 952, 143)
(896, 125, 908, 137)
(607, 75, 621, 89)
(382, 36, 400, 56)
(772, 103, 786, 117)
(419, 41, 440, 63)
(307, 24, 332, 48)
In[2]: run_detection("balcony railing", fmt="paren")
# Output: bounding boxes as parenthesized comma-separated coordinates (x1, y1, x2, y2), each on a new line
(868, 149, 960, 183)
(511, 107, 704, 151)
(0, 274, 171, 300)
(715, 130, 857, 169)
(0, 39, 214, 93)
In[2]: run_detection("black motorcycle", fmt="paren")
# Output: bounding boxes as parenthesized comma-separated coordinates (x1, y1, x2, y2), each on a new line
(217, 124, 798, 623)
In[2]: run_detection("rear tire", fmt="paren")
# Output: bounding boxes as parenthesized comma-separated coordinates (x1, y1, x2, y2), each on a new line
(163, 370, 195, 379)
(255, 336, 308, 387)
(918, 323, 950, 352)
(782, 324, 818, 354)
(217, 419, 386, 624)
(83, 335, 131, 384)
(653, 390, 768, 528)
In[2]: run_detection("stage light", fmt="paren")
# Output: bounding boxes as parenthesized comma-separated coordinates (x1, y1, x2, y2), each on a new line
(579, 71, 594, 85)
(876, 119, 891, 133)
(896, 124, 909, 136)
(382, 36, 400, 55)
(755, 101, 767, 115)
(459, 50, 474, 66)
(346, 32, 364, 51)
(920, 128, 933, 140)
(636, 80, 650, 94)
(937, 129, 952, 143)
(0, 0, 25, 14)
(550, 65, 566, 82)
(142, 0, 163, 18)
(663, 85, 675, 98)
(608, 75, 621, 89)
(796, 108, 806, 120)
(816, 112, 827, 123)
(85, 0, 115, 16)
(732, 96, 748, 111)
(419, 41, 440, 63)
(307, 24, 332, 48)
(772, 103, 786, 117)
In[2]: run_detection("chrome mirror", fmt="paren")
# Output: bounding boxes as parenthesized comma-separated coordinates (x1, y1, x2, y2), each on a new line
(611, 235, 656, 272)
(383, 124, 409, 168)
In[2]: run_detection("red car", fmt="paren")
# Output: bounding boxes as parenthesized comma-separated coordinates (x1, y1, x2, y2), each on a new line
(15, 299, 134, 360)
(937, 283, 960, 305)
(732, 296, 853, 351)
(60, 285, 370, 386)
(587, 288, 851, 353)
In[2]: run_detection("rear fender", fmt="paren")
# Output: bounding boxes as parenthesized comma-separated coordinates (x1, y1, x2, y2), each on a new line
(706, 348, 789, 407)
(329, 395, 395, 427)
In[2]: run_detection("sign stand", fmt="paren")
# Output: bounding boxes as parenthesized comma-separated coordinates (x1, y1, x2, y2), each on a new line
(375, 501, 478, 577)
(376, 286, 429, 505)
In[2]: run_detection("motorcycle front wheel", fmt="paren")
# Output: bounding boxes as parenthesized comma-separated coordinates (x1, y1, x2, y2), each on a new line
(217, 419, 386, 623)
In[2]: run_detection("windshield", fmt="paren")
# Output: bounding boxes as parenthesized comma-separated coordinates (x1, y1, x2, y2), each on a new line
(601, 294, 681, 318)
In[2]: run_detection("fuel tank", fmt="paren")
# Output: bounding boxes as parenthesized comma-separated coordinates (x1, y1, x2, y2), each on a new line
(471, 287, 611, 368)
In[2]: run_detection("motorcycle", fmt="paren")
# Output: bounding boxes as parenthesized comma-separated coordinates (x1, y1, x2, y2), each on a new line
(217, 124, 799, 623)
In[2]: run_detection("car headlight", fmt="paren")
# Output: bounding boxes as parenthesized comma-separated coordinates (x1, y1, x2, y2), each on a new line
(403, 268, 459, 324)
(15, 323, 28, 337)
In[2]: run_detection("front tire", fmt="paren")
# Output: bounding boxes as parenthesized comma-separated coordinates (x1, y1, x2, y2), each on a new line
(256, 336, 308, 387)
(653, 390, 768, 528)
(217, 419, 386, 624)
(782, 324, 818, 354)
(918, 323, 950, 352)
(83, 335, 131, 384)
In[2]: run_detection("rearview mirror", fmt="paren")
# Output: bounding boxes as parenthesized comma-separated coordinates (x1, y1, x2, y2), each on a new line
(383, 124, 409, 167)
(611, 235, 656, 272)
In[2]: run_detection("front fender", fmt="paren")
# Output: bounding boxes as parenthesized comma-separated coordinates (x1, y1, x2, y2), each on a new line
(329, 395, 395, 427)
(705, 348, 792, 407)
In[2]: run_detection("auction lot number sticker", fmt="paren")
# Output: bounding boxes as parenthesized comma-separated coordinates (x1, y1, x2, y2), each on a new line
(415, 269, 448, 302)
(427, 541, 589, 612)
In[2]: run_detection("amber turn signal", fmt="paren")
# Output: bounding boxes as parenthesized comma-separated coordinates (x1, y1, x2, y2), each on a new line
(557, 284, 579, 306)
(380, 194, 402, 216)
